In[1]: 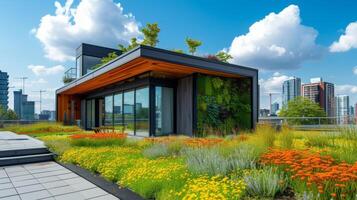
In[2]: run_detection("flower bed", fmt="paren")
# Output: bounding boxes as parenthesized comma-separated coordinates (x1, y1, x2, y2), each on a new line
(261, 149, 357, 199)
(69, 133, 127, 146)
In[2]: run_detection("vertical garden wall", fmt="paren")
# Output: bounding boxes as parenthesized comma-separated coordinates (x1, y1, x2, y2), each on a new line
(196, 74, 252, 136)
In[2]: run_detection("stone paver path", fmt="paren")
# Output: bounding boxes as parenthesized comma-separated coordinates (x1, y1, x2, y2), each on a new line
(0, 161, 118, 200)
(0, 131, 45, 151)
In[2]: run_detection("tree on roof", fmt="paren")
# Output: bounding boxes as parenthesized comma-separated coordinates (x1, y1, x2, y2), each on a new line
(185, 37, 202, 55)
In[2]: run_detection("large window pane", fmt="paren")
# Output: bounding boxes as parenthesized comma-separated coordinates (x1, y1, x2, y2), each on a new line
(155, 87, 174, 136)
(135, 87, 149, 136)
(104, 95, 113, 126)
(86, 99, 95, 129)
(114, 93, 124, 132)
(124, 90, 135, 135)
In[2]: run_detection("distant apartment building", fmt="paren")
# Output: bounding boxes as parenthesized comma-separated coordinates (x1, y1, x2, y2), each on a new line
(335, 95, 349, 124)
(302, 78, 335, 117)
(350, 105, 355, 124)
(282, 77, 301, 106)
(40, 110, 56, 121)
(271, 102, 279, 115)
(13, 90, 35, 120)
(259, 109, 270, 117)
(0, 70, 9, 109)
(355, 103, 357, 124)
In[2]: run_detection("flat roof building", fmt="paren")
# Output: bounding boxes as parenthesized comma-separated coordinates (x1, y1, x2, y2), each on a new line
(13, 90, 35, 120)
(282, 77, 301, 106)
(0, 70, 9, 110)
(302, 78, 335, 117)
(56, 44, 258, 137)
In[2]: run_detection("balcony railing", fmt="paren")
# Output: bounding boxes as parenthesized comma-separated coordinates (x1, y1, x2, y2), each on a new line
(63, 67, 77, 84)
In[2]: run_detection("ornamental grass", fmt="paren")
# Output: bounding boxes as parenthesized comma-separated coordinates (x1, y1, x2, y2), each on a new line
(69, 133, 127, 146)
(261, 149, 357, 199)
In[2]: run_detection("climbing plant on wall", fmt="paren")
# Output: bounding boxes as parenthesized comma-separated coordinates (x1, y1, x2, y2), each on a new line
(196, 74, 251, 136)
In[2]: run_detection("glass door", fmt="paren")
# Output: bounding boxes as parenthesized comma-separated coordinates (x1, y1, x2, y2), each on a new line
(155, 86, 174, 136)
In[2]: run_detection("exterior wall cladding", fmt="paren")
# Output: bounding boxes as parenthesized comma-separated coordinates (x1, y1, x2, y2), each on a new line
(0, 70, 9, 110)
(302, 82, 335, 117)
(56, 44, 259, 137)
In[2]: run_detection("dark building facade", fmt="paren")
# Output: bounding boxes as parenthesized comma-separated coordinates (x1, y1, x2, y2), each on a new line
(0, 70, 9, 109)
(13, 90, 35, 120)
(56, 44, 259, 137)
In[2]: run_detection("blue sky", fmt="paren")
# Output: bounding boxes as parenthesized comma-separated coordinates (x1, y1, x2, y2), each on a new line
(0, 0, 357, 113)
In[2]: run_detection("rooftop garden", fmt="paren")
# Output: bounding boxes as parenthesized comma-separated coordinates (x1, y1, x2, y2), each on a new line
(5, 122, 357, 199)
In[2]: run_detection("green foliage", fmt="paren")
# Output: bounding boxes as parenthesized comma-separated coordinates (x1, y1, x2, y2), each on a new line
(141, 23, 160, 47)
(183, 147, 229, 176)
(70, 138, 126, 147)
(0, 106, 18, 120)
(279, 97, 326, 125)
(243, 167, 288, 198)
(185, 37, 202, 55)
(118, 37, 140, 52)
(2, 122, 81, 133)
(172, 49, 184, 53)
(257, 124, 276, 148)
(92, 52, 119, 70)
(216, 51, 233, 62)
(279, 126, 294, 149)
(196, 74, 252, 136)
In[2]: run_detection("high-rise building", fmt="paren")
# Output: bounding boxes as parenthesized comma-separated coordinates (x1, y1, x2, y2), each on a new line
(13, 89, 35, 120)
(335, 95, 349, 124)
(282, 77, 301, 106)
(302, 78, 335, 117)
(271, 102, 279, 115)
(0, 70, 9, 109)
(349, 106, 355, 123)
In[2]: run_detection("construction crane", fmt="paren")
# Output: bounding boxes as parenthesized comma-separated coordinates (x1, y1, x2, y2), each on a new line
(32, 90, 46, 113)
(15, 77, 28, 93)
(265, 92, 280, 115)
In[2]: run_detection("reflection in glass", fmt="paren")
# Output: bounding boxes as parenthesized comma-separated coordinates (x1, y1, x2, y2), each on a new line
(155, 87, 174, 136)
(86, 99, 95, 129)
(124, 90, 135, 135)
(135, 87, 149, 136)
(114, 93, 124, 131)
(104, 95, 113, 126)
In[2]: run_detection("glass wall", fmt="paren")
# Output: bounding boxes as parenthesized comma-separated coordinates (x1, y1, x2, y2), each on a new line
(135, 87, 149, 136)
(86, 99, 95, 129)
(155, 87, 174, 136)
(104, 95, 113, 126)
(113, 93, 123, 131)
(124, 90, 135, 135)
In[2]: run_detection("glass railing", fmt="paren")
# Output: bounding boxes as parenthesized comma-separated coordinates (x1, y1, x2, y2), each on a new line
(63, 67, 77, 84)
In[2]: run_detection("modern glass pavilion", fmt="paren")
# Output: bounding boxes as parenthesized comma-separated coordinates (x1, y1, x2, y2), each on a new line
(56, 44, 258, 137)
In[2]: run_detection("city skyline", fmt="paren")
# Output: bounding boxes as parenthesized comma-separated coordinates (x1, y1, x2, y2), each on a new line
(0, 0, 357, 112)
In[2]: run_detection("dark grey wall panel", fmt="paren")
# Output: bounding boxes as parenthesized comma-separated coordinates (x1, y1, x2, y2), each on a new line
(80, 99, 86, 128)
(176, 75, 193, 136)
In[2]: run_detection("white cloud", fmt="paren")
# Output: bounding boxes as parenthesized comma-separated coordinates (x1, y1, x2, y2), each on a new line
(259, 72, 293, 93)
(353, 66, 357, 75)
(330, 22, 357, 52)
(28, 65, 65, 76)
(227, 5, 322, 70)
(34, 0, 141, 62)
(336, 85, 357, 94)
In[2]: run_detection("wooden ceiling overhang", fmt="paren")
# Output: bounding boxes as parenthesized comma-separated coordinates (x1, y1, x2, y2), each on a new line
(56, 45, 258, 95)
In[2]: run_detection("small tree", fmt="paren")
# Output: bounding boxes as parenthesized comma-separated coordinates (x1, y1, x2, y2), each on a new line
(279, 97, 326, 125)
(118, 38, 140, 53)
(185, 37, 202, 55)
(216, 51, 233, 63)
(141, 23, 160, 47)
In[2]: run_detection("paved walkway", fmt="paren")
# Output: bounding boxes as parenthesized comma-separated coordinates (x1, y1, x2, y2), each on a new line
(0, 131, 45, 152)
(0, 131, 119, 200)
